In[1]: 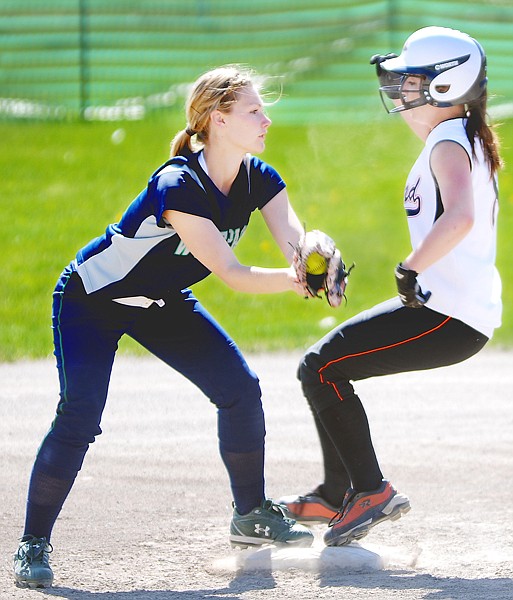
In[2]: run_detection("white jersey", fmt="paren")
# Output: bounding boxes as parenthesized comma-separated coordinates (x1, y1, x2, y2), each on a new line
(404, 118, 501, 337)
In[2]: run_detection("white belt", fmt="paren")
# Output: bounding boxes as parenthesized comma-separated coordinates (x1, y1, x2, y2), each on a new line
(112, 296, 166, 308)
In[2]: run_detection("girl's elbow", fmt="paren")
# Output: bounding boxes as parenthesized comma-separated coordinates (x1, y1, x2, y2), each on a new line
(214, 263, 246, 291)
(461, 211, 475, 233)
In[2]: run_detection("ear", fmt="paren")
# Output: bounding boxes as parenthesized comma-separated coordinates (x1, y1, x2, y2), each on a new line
(211, 109, 226, 128)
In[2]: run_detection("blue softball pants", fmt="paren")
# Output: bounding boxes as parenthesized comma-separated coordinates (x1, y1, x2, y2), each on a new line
(37, 267, 264, 481)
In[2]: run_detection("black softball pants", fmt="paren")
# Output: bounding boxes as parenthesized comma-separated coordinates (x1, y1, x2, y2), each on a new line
(298, 297, 488, 499)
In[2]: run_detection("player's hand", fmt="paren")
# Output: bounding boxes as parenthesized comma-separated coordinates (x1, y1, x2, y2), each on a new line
(288, 265, 312, 297)
(292, 230, 351, 307)
(395, 263, 431, 308)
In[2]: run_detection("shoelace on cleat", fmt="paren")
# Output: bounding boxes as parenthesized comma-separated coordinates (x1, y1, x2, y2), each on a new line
(328, 488, 357, 527)
(262, 499, 295, 524)
(297, 491, 322, 502)
(301, 488, 340, 507)
(16, 538, 53, 564)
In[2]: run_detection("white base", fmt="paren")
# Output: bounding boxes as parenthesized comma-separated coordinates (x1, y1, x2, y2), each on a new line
(211, 542, 386, 573)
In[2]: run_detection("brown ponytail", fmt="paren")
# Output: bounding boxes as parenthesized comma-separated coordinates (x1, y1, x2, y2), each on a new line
(465, 93, 503, 177)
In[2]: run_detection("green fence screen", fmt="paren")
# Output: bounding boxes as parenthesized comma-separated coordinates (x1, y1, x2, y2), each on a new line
(1, 0, 512, 123)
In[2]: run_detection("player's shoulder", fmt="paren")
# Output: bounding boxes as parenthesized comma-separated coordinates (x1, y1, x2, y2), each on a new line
(247, 154, 284, 183)
(149, 154, 205, 192)
(428, 118, 469, 146)
(427, 118, 471, 158)
(247, 153, 272, 172)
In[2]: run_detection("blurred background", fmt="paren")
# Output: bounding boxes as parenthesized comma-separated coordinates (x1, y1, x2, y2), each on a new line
(1, 0, 512, 122)
(1, 0, 512, 360)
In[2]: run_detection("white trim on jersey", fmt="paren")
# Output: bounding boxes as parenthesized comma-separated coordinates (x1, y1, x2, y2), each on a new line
(76, 215, 177, 294)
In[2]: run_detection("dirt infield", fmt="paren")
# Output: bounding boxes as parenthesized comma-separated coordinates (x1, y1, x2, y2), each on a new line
(1, 349, 512, 599)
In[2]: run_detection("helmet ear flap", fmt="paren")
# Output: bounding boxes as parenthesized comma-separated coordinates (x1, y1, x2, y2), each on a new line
(427, 50, 487, 106)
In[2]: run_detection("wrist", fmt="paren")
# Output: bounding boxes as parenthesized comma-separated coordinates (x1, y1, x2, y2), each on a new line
(396, 262, 418, 277)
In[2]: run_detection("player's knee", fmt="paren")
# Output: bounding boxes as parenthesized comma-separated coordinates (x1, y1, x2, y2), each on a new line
(217, 387, 265, 452)
(297, 347, 324, 390)
(298, 348, 354, 414)
(35, 433, 90, 479)
(209, 365, 261, 410)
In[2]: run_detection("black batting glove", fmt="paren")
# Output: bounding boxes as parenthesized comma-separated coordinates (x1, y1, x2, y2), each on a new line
(395, 263, 431, 308)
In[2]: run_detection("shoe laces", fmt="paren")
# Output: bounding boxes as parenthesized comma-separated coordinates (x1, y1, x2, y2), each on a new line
(328, 488, 356, 528)
(262, 499, 294, 523)
(296, 486, 324, 503)
(16, 537, 53, 564)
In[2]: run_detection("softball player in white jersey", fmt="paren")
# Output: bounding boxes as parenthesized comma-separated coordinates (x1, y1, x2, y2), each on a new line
(280, 26, 502, 546)
(14, 65, 315, 589)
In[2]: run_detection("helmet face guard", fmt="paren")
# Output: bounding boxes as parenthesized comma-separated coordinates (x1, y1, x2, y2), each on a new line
(371, 27, 488, 114)
(371, 54, 431, 112)
(378, 75, 430, 114)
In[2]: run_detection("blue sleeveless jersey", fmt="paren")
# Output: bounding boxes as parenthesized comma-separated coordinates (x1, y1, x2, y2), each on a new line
(72, 152, 285, 299)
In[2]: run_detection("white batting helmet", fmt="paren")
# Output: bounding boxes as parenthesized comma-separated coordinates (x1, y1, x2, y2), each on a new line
(375, 26, 487, 112)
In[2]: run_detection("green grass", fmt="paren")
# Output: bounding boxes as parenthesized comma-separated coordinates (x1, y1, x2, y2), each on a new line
(1, 113, 512, 361)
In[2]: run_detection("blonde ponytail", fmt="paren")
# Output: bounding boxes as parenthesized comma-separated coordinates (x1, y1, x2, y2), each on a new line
(170, 128, 194, 158)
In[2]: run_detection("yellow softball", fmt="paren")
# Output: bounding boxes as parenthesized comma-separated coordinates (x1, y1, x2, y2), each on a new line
(306, 253, 327, 275)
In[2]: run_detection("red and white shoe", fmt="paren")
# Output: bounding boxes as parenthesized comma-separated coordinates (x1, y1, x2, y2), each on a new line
(277, 487, 340, 523)
(324, 480, 411, 546)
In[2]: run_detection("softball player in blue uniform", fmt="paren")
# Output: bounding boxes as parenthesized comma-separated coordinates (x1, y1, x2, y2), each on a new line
(14, 65, 314, 589)
(280, 27, 502, 546)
